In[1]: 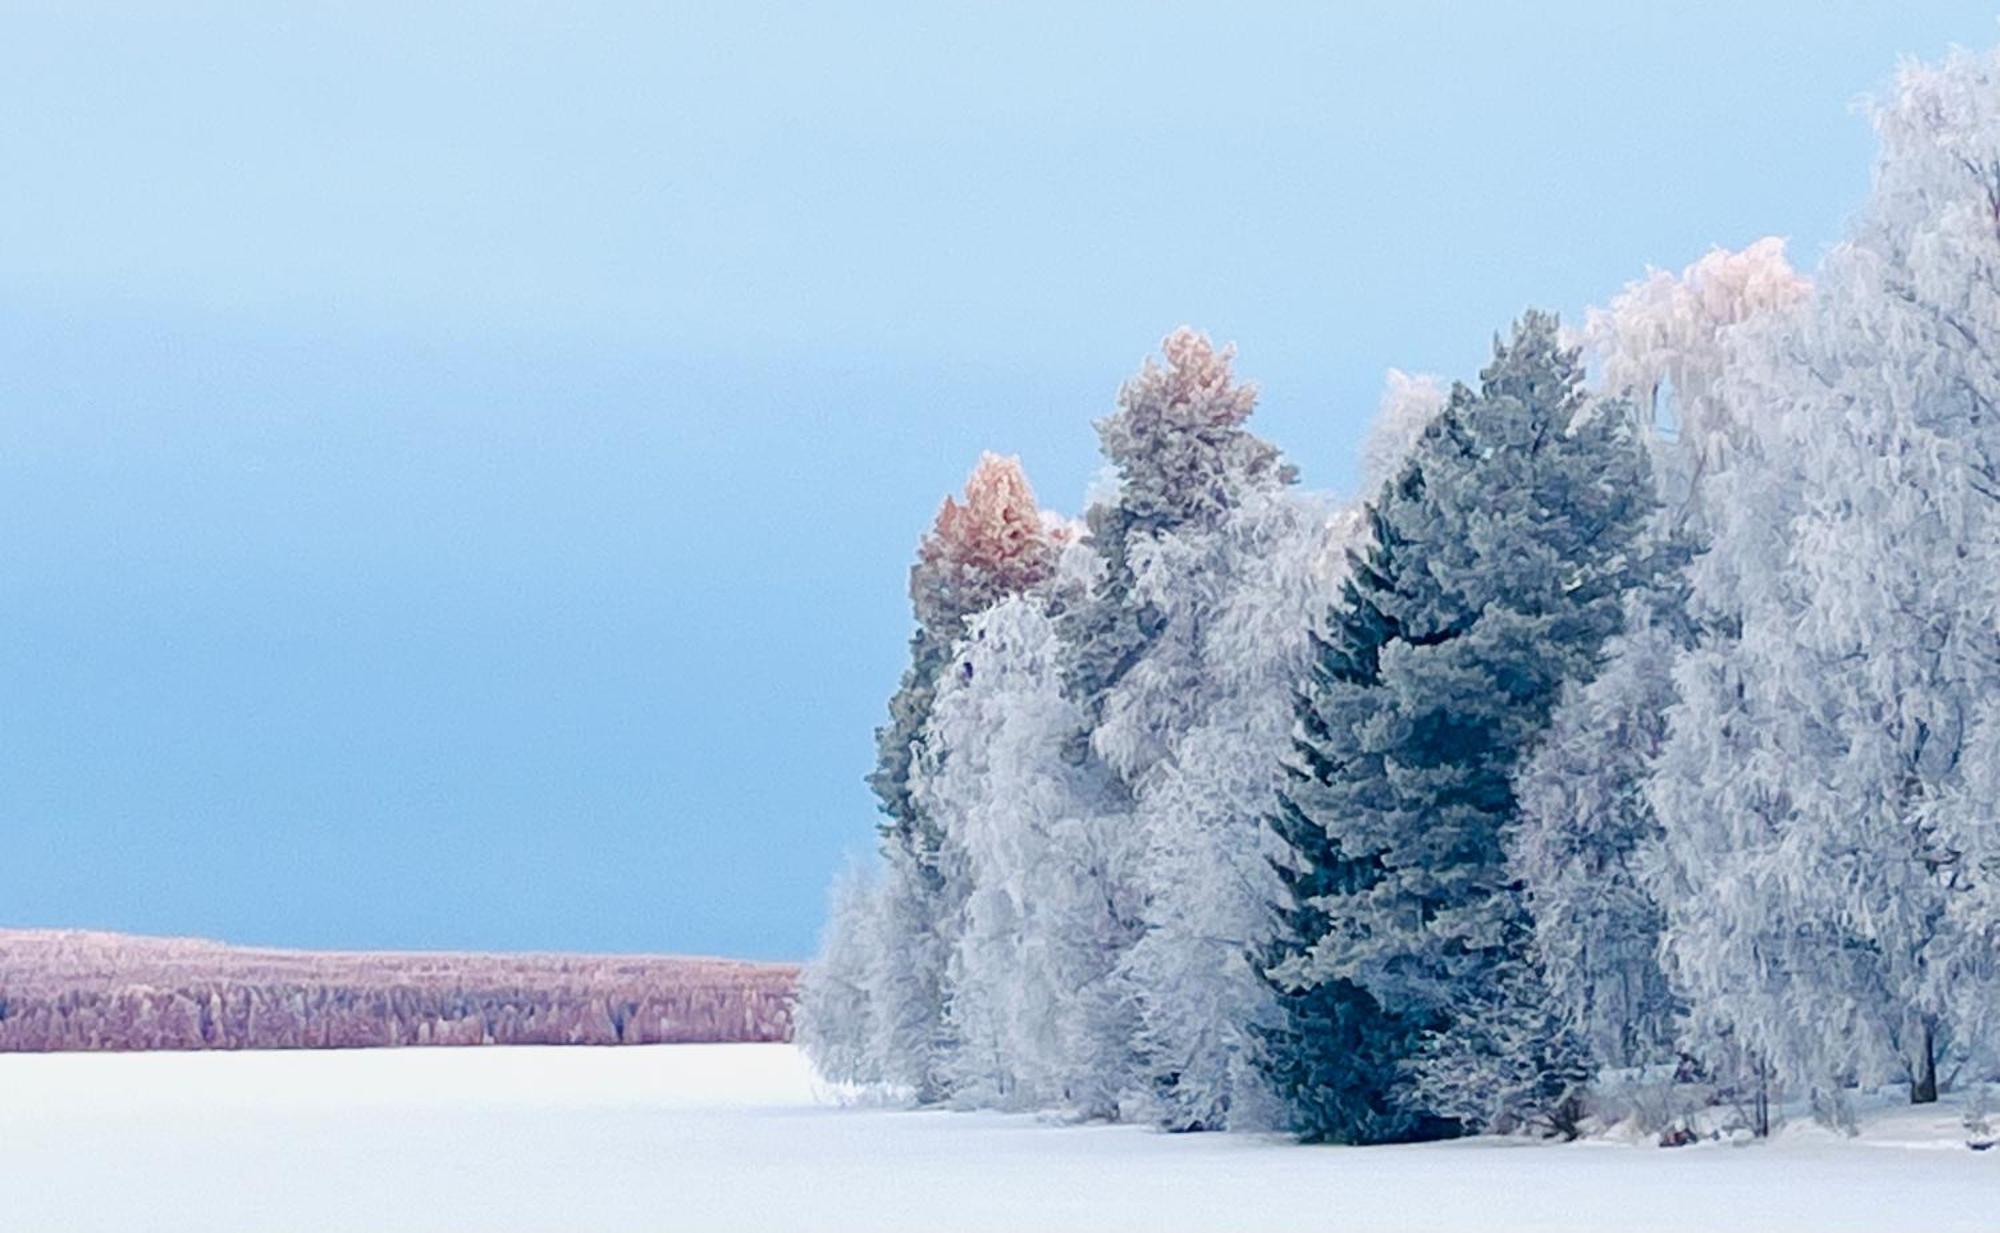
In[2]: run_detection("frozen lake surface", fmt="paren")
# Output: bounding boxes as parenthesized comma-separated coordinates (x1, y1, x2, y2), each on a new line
(2, 1043, 1994, 1231)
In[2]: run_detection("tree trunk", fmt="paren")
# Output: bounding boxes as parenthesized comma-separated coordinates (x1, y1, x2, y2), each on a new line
(1912, 1020, 1939, 1105)
(1753, 1057, 1770, 1138)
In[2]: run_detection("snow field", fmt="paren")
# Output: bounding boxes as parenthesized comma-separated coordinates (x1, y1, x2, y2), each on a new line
(1, 1043, 1994, 1233)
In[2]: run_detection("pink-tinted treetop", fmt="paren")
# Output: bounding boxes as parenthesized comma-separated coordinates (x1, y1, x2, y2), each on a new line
(1096, 329, 1292, 539)
(912, 452, 1061, 634)
(1131, 328, 1259, 429)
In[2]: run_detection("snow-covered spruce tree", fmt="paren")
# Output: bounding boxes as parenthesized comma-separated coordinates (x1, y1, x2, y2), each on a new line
(1260, 501, 1454, 1145)
(1401, 941, 1594, 1139)
(1510, 241, 1807, 1079)
(1062, 330, 1306, 1129)
(1652, 50, 2000, 1111)
(1264, 313, 1658, 1141)
(914, 595, 1133, 1112)
(801, 453, 1060, 1099)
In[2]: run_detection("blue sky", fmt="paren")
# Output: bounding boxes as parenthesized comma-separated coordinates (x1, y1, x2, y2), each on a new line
(3, 3, 1996, 960)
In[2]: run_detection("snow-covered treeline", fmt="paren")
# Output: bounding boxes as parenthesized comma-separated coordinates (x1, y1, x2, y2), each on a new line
(799, 44, 2000, 1143)
(0, 929, 795, 1051)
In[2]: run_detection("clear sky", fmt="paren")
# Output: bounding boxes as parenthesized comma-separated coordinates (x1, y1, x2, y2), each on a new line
(3, 3, 1996, 961)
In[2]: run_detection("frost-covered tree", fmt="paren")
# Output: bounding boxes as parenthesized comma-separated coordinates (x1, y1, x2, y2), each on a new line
(870, 453, 1065, 855)
(1117, 487, 1334, 1130)
(1048, 330, 1301, 1125)
(804, 453, 1062, 1100)
(863, 841, 958, 1099)
(1358, 369, 1448, 495)
(1934, 713, 2000, 1066)
(1651, 50, 2000, 1107)
(1509, 584, 1690, 1074)
(1788, 48, 2000, 1101)
(1265, 314, 1657, 1141)
(1260, 501, 1453, 1145)
(1640, 346, 1823, 1128)
(1403, 946, 1594, 1139)
(1582, 237, 1811, 531)
(1511, 241, 1808, 1079)
(916, 596, 1137, 1112)
(793, 868, 887, 1086)
(1068, 328, 1295, 733)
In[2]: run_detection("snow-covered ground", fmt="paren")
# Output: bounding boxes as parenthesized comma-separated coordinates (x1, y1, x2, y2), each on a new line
(2, 1043, 1993, 1232)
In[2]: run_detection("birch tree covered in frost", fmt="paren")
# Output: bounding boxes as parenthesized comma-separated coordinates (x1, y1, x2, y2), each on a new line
(1651, 50, 2000, 1107)
(802, 453, 1063, 1097)
(916, 595, 1131, 1111)
(793, 867, 889, 1085)
(1511, 240, 1810, 1075)
(1116, 487, 1334, 1130)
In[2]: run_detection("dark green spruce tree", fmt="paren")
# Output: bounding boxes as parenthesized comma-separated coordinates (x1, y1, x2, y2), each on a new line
(1261, 501, 1453, 1144)
(1262, 313, 1658, 1142)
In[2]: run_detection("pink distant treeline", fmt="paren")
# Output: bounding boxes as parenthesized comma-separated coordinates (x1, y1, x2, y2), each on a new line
(0, 929, 796, 1052)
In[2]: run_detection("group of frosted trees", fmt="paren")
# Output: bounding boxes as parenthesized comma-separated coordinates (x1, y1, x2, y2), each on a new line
(799, 46, 2000, 1142)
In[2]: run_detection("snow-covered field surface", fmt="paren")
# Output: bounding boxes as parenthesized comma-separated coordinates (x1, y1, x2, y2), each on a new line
(2, 1043, 1993, 1232)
